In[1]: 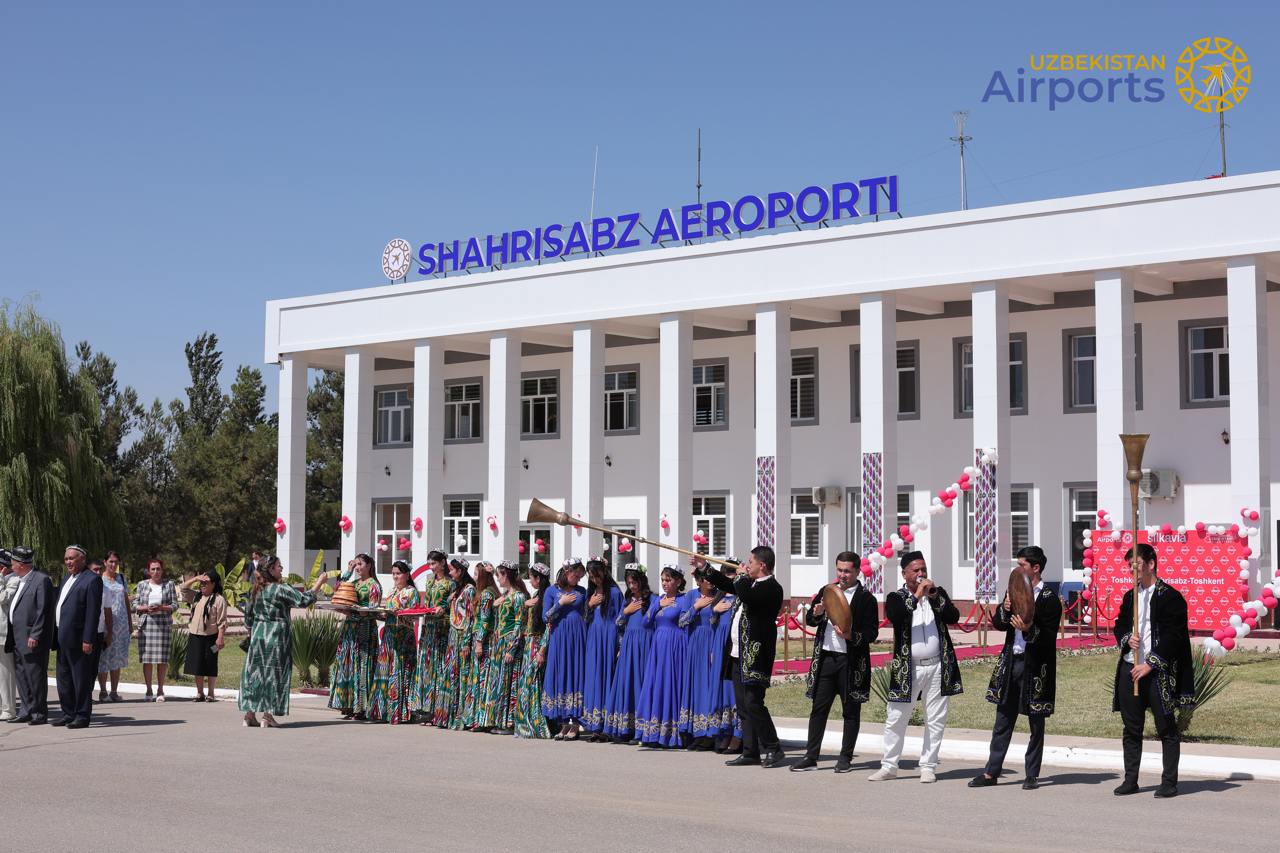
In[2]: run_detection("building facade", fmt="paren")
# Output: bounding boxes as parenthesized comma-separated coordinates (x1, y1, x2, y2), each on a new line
(265, 172, 1278, 602)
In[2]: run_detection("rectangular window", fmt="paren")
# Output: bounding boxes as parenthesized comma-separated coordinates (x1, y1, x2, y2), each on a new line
(791, 493, 820, 560)
(604, 367, 640, 433)
(693, 360, 728, 429)
(602, 523, 638, 580)
(1067, 485, 1098, 570)
(375, 386, 412, 446)
(1185, 322, 1230, 404)
(517, 526, 553, 571)
(692, 495, 730, 557)
(961, 487, 1031, 562)
(790, 350, 818, 424)
(955, 334, 1028, 417)
(520, 372, 559, 438)
(443, 498, 481, 556)
(850, 344, 918, 420)
(373, 501, 411, 574)
(847, 487, 913, 553)
(444, 379, 482, 443)
(1068, 333, 1096, 410)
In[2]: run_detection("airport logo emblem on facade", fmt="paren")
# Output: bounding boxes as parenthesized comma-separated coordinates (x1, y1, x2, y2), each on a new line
(982, 36, 1249, 112)
(1176, 37, 1250, 112)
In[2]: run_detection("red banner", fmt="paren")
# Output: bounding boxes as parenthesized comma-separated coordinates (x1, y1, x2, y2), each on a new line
(1090, 530, 1247, 630)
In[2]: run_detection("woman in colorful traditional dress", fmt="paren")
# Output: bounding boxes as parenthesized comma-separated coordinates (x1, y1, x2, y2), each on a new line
(326, 553, 382, 720)
(634, 566, 693, 749)
(542, 559, 588, 740)
(240, 556, 326, 728)
(513, 562, 552, 739)
(475, 561, 527, 733)
(438, 557, 476, 728)
(369, 561, 421, 725)
(602, 564, 654, 745)
(710, 561, 742, 754)
(581, 559, 625, 742)
(413, 550, 452, 725)
(460, 562, 496, 730)
(678, 567, 725, 750)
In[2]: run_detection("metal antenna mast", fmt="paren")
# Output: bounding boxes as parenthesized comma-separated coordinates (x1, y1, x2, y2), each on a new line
(589, 144, 599, 223)
(950, 111, 972, 210)
(693, 128, 703, 244)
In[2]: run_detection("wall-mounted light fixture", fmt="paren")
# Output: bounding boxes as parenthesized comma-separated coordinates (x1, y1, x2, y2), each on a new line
(1221, 429, 1231, 445)
(384, 465, 391, 476)
(522, 458, 529, 470)
(605, 455, 612, 467)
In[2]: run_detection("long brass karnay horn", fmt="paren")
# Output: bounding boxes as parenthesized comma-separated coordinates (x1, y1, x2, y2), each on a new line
(1120, 433, 1149, 698)
(526, 498, 738, 568)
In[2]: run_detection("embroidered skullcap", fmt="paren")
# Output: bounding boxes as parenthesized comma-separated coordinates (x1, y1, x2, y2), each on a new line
(528, 562, 551, 578)
(661, 564, 685, 576)
(562, 558, 584, 568)
(449, 557, 470, 571)
(67, 544, 88, 557)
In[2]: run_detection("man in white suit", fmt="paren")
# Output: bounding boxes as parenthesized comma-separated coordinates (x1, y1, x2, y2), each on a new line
(0, 549, 19, 720)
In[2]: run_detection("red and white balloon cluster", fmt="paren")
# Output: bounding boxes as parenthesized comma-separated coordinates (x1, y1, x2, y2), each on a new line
(1076, 511, 1118, 625)
(857, 449, 997, 578)
(1202, 506, 1267, 660)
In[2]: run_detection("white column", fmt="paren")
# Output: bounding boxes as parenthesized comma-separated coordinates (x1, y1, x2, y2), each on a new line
(658, 314, 692, 579)
(570, 323, 604, 561)
(1095, 269, 1136, 520)
(275, 354, 307, 578)
(972, 283, 1012, 602)
(484, 332, 521, 565)
(1227, 257, 1272, 584)
(754, 303, 791, 594)
(411, 340, 444, 578)
(859, 294, 897, 596)
(341, 348, 374, 568)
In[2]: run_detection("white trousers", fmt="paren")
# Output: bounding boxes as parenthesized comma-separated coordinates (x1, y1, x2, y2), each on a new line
(881, 660, 950, 771)
(0, 649, 16, 717)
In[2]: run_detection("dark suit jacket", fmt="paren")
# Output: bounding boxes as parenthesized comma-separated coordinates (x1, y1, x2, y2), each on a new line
(1112, 578, 1194, 716)
(54, 571, 104, 653)
(706, 570, 784, 686)
(885, 584, 963, 701)
(804, 581, 880, 704)
(4, 570, 55, 654)
(986, 586, 1062, 715)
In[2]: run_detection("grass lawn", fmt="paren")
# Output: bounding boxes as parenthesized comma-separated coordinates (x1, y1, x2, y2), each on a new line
(767, 649, 1280, 748)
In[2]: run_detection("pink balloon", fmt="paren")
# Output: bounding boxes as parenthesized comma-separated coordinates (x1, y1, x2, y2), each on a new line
(1249, 510, 1260, 521)
(1230, 524, 1241, 536)
(899, 525, 911, 537)
(943, 499, 954, 509)
(1264, 596, 1278, 609)
(938, 490, 949, 500)
(1213, 629, 1225, 641)
(1083, 548, 1093, 558)
(1097, 509, 1107, 518)
(1080, 590, 1092, 601)
(1223, 638, 1237, 651)
(903, 533, 914, 543)
(959, 481, 971, 491)
(1195, 521, 1207, 533)
(1242, 547, 1253, 558)
(1224, 626, 1237, 639)
(861, 565, 873, 577)
(1082, 557, 1094, 568)
(1160, 523, 1173, 535)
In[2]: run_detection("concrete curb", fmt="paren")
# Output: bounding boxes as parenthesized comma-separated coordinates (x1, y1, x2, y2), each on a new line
(775, 725, 1280, 782)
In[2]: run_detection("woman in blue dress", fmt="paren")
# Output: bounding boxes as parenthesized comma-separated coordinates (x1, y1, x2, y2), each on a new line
(678, 567, 725, 750)
(603, 564, 654, 744)
(581, 558, 625, 741)
(709, 560, 742, 754)
(635, 566, 693, 749)
(541, 558, 588, 740)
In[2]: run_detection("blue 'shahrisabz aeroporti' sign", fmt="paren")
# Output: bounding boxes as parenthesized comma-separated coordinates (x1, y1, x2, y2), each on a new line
(411, 175, 899, 276)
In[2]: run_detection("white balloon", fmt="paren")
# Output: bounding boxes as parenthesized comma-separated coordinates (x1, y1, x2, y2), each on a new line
(949, 483, 960, 495)
(1237, 623, 1252, 638)
(1240, 559, 1252, 571)
(908, 522, 919, 534)
(1229, 614, 1243, 627)
(917, 520, 929, 532)
(931, 496, 943, 506)
(1083, 615, 1092, 625)
(1177, 525, 1187, 535)
(1240, 568, 1252, 580)
(963, 466, 977, 477)
(1082, 569, 1093, 579)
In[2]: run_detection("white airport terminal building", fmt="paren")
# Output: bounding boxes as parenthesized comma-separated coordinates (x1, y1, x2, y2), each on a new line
(265, 171, 1278, 605)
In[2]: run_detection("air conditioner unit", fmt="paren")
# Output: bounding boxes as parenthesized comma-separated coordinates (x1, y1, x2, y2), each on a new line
(811, 486, 843, 507)
(1139, 468, 1180, 500)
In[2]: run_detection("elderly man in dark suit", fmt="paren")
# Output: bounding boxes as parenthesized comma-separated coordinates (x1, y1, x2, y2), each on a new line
(5, 547, 54, 725)
(53, 545, 104, 729)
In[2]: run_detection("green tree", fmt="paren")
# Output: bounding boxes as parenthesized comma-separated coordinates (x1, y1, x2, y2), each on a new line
(115, 398, 177, 579)
(0, 302, 124, 575)
(306, 369, 343, 550)
(73, 341, 143, 476)
(172, 332, 224, 438)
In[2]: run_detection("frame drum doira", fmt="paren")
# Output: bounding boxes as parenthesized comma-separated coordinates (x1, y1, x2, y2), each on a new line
(821, 583, 853, 637)
(1007, 569, 1036, 624)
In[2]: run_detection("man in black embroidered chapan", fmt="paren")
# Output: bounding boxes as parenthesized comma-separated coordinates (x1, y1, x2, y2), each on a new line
(969, 545, 1061, 790)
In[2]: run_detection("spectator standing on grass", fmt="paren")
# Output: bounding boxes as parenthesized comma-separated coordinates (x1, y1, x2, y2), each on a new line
(239, 555, 326, 728)
(133, 558, 178, 702)
(183, 573, 228, 702)
(95, 551, 131, 702)
(0, 549, 19, 720)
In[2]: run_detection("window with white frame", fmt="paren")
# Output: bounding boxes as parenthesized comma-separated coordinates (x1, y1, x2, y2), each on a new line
(693, 361, 728, 428)
(443, 498, 481, 556)
(1185, 323, 1230, 403)
(692, 495, 729, 557)
(444, 379, 482, 442)
(521, 373, 559, 437)
(604, 367, 640, 433)
(603, 524, 638, 580)
(897, 343, 919, 417)
(961, 487, 1032, 562)
(791, 493, 821, 560)
(1067, 333, 1096, 409)
(375, 387, 412, 446)
(517, 526, 552, 570)
(790, 351, 818, 424)
(373, 502, 412, 574)
(848, 488, 912, 553)
(956, 335, 1027, 416)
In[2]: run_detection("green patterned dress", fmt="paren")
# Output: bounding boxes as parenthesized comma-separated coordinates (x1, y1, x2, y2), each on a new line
(438, 584, 476, 727)
(413, 577, 454, 721)
(462, 587, 498, 728)
(328, 577, 382, 714)
(369, 585, 421, 724)
(238, 583, 316, 716)
(513, 594, 551, 739)
(475, 590, 526, 731)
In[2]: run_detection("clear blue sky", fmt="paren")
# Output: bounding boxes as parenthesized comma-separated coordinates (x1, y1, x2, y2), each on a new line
(3, 1, 1276, 413)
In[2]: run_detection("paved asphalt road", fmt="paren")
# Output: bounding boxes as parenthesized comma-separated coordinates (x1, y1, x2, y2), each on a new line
(1, 695, 1266, 852)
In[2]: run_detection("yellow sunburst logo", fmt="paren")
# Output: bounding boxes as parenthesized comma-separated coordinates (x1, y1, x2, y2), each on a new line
(1176, 37, 1250, 113)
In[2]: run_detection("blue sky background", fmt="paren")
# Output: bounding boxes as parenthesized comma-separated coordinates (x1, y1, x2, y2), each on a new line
(3, 1, 1276, 413)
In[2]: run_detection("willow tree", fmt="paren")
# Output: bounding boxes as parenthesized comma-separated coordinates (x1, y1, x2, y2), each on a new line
(0, 302, 123, 573)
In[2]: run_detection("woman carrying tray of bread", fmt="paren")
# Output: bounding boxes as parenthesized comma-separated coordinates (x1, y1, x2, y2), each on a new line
(327, 554, 382, 721)
(368, 561, 421, 725)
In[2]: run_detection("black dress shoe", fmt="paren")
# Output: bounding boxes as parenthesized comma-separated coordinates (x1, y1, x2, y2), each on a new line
(968, 774, 998, 788)
(9, 715, 31, 724)
(1022, 777, 1039, 790)
(50, 717, 70, 727)
(725, 755, 761, 767)
(1154, 783, 1178, 798)
(760, 750, 787, 769)
(834, 758, 853, 774)
(28, 717, 47, 725)
(66, 719, 89, 730)
(1113, 780, 1140, 796)
(789, 757, 818, 772)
